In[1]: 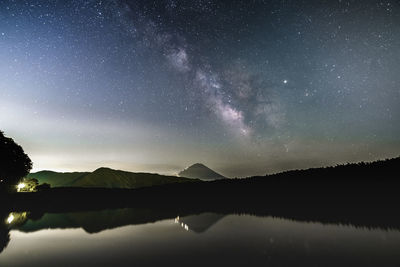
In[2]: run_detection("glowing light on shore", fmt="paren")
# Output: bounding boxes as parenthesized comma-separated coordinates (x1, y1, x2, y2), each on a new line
(17, 183, 26, 192)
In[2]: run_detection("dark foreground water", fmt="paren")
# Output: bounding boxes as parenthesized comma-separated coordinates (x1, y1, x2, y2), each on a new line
(1, 209, 400, 267)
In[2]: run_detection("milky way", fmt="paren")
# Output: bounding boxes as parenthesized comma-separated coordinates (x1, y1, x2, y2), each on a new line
(0, 0, 399, 177)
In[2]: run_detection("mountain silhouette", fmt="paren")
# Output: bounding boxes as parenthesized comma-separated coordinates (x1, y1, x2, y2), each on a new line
(178, 163, 225, 181)
(28, 167, 195, 189)
(27, 171, 89, 187)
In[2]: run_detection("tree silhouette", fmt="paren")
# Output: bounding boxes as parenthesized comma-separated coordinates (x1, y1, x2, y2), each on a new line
(0, 131, 32, 192)
(0, 212, 10, 254)
(0, 228, 9, 255)
(36, 183, 51, 192)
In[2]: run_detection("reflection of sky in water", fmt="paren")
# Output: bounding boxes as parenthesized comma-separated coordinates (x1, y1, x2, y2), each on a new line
(6, 214, 14, 224)
(1, 215, 400, 267)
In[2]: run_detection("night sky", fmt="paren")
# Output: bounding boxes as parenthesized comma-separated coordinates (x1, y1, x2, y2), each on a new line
(1, 0, 399, 177)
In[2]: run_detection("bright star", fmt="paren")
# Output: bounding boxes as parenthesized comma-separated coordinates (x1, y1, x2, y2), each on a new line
(283, 80, 288, 84)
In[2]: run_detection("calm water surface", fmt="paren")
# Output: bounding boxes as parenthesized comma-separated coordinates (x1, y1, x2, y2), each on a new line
(0, 210, 399, 266)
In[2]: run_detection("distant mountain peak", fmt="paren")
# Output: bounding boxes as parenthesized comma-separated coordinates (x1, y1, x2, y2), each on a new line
(189, 163, 207, 168)
(179, 163, 225, 181)
(93, 167, 114, 172)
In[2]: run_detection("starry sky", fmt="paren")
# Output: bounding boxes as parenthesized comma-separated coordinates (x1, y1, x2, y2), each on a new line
(0, 0, 399, 177)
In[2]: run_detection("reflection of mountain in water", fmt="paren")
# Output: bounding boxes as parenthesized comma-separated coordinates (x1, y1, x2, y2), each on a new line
(11, 209, 225, 235)
(175, 213, 225, 233)
(2, 213, 400, 267)
(14, 209, 178, 234)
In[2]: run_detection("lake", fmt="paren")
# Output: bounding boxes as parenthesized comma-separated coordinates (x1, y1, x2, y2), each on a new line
(0, 209, 399, 266)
